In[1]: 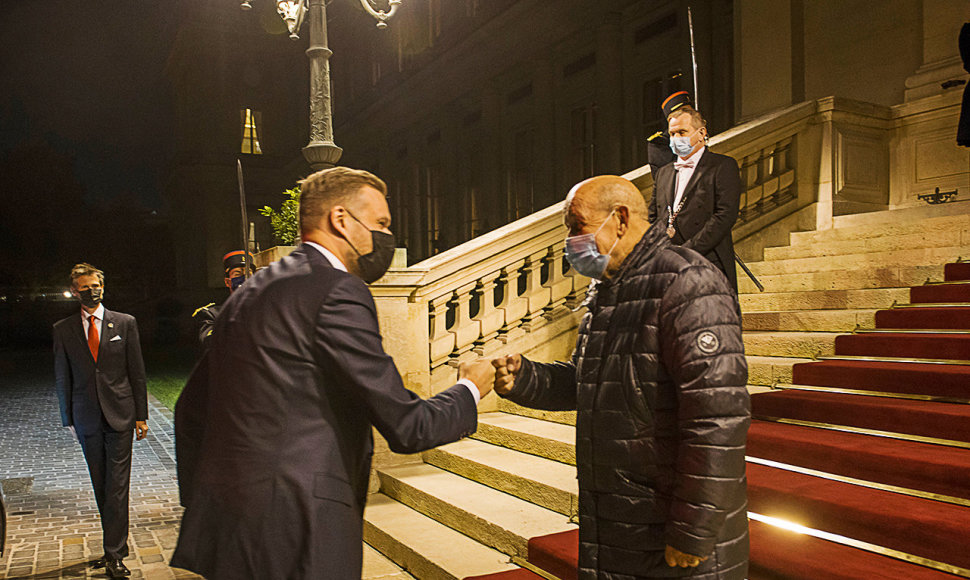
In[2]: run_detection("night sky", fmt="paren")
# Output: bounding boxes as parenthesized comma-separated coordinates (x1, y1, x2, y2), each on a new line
(0, 1, 178, 288)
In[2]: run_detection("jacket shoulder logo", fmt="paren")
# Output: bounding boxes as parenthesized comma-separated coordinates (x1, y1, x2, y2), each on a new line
(697, 331, 720, 354)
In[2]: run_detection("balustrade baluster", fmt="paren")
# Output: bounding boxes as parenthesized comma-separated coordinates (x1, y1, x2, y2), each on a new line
(495, 259, 528, 344)
(472, 271, 504, 356)
(521, 249, 552, 332)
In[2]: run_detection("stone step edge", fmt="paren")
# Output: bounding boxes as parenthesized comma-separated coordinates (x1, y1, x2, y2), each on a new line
(364, 493, 518, 580)
(376, 463, 573, 560)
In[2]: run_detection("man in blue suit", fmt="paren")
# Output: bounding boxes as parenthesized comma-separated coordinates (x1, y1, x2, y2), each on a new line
(53, 263, 148, 579)
(172, 167, 494, 579)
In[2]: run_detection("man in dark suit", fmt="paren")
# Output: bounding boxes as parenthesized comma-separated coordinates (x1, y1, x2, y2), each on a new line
(648, 92, 743, 291)
(53, 263, 148, 579)
(171, 167, 495, 580)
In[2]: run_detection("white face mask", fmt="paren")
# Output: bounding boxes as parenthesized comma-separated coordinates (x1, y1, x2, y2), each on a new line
(669, 127, 701, 157)
(564, 210, 618, 280)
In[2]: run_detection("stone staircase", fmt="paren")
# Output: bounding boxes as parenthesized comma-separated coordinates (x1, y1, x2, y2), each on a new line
(739, 204, 970, 389)
(363, 203, 970, 579)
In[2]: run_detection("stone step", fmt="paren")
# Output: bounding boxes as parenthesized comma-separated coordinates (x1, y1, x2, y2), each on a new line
(496, 397, 577, 426)
(739, 288, 909, 312)
(424, 438, 578, 517)
(743, 332, 838, 358)
(747, 246, 968, 277)
(746, 355, 808, 386)
(765, 228, 967, 261)
(474, 412, 576, 465)
(377, 462, 574, 560)
(788, 208, 970, 245)
(364, 493, 519, 580)
(363, 543, 416, 580)
(738, 265, 942, 295)
(742, 309, 876, 332)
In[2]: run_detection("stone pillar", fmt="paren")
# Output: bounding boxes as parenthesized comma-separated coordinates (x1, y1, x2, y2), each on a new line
(734, 0, 796, 121)
(904, 0, 970, 101)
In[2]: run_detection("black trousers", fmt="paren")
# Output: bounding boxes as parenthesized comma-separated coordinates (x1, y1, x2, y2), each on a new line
(78, 428, 133, 560)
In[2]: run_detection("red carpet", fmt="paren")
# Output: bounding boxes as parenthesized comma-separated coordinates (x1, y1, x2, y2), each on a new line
(910, 282, 970, 303)
(473, 261, 970, 580)
(751, 390, 970, 442)
(747, 462, 970, 570)
(746, 420, 970, 499)
(833, 332, 970, 360)
(529, 529, 578, 580)
(791, 360, 970, 398)
(748, 519, 965, 580)
(944, 262, 970, 281)
(875, 306, 970, 329)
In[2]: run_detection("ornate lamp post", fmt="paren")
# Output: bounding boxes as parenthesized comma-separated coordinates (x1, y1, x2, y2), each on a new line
(241, 0, 403, 169)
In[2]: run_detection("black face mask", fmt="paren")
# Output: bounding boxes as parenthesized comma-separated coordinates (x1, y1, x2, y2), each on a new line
(78, 288, 103, 308)
(346, 211, 396, 284)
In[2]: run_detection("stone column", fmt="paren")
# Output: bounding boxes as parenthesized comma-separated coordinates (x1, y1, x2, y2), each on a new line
(904, 0, 970, 101)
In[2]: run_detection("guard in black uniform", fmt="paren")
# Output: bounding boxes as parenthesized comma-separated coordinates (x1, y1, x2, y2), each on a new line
(192, 251, 254, 349)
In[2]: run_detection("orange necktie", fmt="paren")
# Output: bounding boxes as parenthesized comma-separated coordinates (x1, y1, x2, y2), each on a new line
(88, 315, 100, 362)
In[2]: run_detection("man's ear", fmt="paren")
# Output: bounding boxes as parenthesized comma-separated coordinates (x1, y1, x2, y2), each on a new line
(615, 205, 631, 236)
(224, 277, 231, 289)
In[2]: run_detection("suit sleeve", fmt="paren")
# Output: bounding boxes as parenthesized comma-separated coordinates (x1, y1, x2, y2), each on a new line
(53, 327, 72, 427)
(657, 265, 750, 558)
(126, 317, 149, 422)
(682, 156, 742, 256)
(314, 277, 477, 454)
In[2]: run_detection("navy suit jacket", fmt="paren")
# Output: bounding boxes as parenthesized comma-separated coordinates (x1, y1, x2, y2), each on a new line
(172, 244, 477, 580)
(649, 150, 742, 291)
(53, 308, 148, 434)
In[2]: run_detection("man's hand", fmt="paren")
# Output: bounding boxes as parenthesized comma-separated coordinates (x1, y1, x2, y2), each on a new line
(135, 421, 149, 441)
(458, 358, 496, 399)
(664, 545, 708, 568)
(491, 354, 522, 395)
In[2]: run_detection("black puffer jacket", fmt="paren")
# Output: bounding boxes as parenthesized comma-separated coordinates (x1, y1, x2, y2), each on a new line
(503, 220, 750, 579)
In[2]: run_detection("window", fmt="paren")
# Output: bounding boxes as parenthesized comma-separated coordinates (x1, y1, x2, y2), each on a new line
(638, 71, 683, 165)
(422, 165, 442, 256)
(428, 0, 442, 44)
(569, 104, 596, 185)
(241, 108, 263, 155)
(508, 127, 535, 221)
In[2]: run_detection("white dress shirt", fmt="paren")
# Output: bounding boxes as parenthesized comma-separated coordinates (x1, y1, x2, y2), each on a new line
(82, 303, 105, 338)
(303, 240, 481, 405)
(673, 146, 706, 211)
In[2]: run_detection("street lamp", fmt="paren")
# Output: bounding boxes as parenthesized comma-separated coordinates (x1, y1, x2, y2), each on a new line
(241, 0, 403, 169)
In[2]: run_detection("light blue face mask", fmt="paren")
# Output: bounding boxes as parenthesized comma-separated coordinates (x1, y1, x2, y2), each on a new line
(669, 127, 701, 157)
(564, 210, 618, 280)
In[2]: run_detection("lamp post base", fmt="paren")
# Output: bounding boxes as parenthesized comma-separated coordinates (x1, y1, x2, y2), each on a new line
(303, 141, 343, 170)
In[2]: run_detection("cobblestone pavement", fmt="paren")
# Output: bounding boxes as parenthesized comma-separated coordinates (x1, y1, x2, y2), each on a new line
(0, 349, 198, 580)
(0, 349, 413, 580)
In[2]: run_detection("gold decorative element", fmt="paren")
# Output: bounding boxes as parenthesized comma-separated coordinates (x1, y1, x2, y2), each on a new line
(746, 456, 970, 507)
(817, 355, 970, 366)
(511, 556, 564, 580)
(754, 416, 970, 450)
(748, 511, 970, 578)
(192, 303, 216, 318)
(772, 383, 970, 405)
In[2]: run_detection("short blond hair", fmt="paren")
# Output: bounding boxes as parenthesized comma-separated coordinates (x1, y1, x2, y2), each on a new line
(70, 263, 104, 288)
(298, 167, 387, 234)
(667, 106, 707, 131)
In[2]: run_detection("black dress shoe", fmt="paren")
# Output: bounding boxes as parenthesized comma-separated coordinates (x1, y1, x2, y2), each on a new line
(105, 559, 131, 578)
(90, 557, 106, 568)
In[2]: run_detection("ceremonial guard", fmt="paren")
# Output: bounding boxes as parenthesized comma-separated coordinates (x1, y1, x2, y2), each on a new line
(191, 250, 254, 349)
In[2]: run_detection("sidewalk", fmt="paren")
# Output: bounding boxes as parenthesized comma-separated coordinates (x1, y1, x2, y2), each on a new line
(0, 349, 412, 580)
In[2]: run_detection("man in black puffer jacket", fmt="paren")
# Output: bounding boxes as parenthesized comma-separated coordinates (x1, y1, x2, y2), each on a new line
(494, 175, 750, 579)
